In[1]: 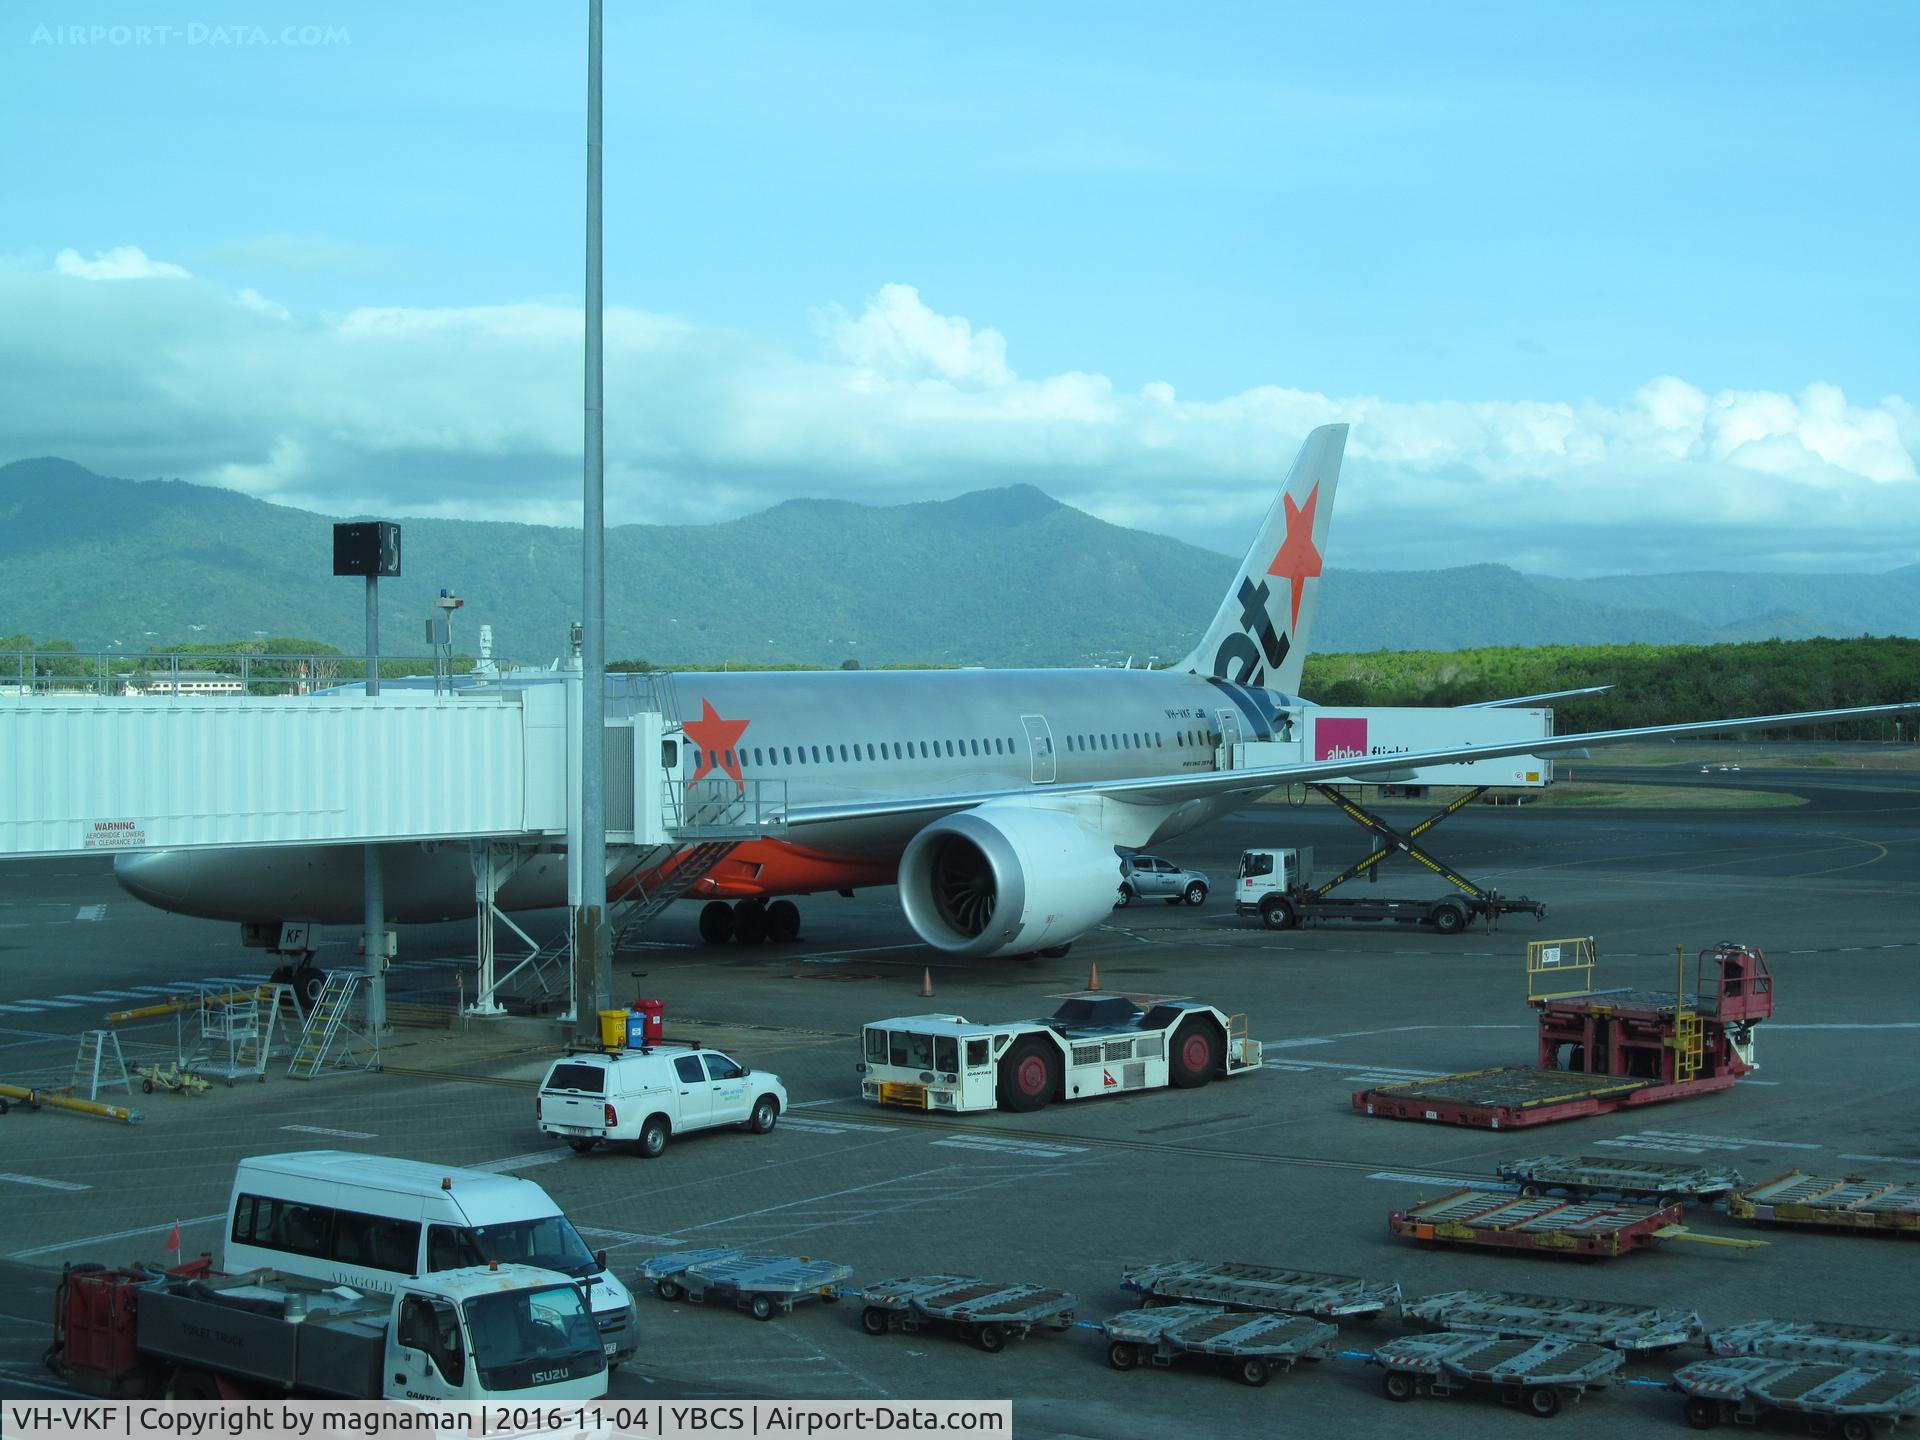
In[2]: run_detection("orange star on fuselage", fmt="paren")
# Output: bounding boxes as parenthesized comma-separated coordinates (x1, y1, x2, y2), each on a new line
(1265, 483, 1322, 630)
(683, 699, 750, 791)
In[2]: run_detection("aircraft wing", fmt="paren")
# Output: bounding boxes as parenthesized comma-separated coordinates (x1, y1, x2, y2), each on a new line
(770, 699, 1919, 828)
(1462, 685, 1613, 708)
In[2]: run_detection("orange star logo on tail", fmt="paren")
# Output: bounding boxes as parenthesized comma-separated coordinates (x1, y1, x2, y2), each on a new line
(683, 699, 750, 792)
(1265, 483, 1322, 630)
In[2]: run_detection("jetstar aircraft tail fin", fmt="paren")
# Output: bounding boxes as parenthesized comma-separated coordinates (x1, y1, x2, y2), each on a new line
(1175, 422, 1346, 696)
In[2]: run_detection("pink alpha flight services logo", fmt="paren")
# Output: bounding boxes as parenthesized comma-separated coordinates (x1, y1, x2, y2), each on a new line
(1314, 717, 1368, 761)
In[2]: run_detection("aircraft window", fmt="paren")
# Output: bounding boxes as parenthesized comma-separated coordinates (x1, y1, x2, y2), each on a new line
(893, 742, 903, 759)
(753, 747, 763, 765)
(1045, 737, 1054, 753)
(993, 738, 1003, 755)
(811, 746, 822, 763)
(867, 743, 876, 760)
(970, 739, 980, 755)
(782, 746, 792, 764)
(724, 749, 736, 769)
(839, 745, 849, 762)
(1099, 735, 1108, 750)
(707, 749, 719, 770)
(943, 740, 953, 757)
(920, 741, 929, 758)
(1007, 736, 1015, 751)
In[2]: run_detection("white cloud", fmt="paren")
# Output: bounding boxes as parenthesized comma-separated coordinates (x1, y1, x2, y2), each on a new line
(53, 246, 190, 281)
(1, 262, 1913, 576)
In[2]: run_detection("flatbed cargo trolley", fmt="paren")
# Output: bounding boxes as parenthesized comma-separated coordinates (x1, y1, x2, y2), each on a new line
(1102, 1304, 1338, 1387)
(1371, 1331, 1625, 1418)
(1710, 1319, 1920, 1369)
(639, 1248, 852, 1321)
(1388, 1189, 1762, 1259)
(1406, 1289, 1704, 1352)
(1500, 1154, 1746, 1204)
(1356, 941, 1773, 1130)
(857, 1275, 1076, 1352)
(1672, 1356, 1920, 1438)
(1120, 1261, 1401, 1320)
(1728, 1171, 1919, 1235)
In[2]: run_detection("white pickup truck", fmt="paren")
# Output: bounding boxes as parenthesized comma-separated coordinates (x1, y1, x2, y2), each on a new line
(537, 1046, 788, 1158)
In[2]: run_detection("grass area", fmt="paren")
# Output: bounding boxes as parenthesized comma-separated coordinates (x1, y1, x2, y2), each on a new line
(1527, 782, 1802, 810)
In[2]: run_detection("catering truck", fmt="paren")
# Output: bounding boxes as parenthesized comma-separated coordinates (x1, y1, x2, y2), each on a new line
(47, 1258, 609, 1400)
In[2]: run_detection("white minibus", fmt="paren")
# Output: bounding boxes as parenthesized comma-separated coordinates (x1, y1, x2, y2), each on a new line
(224, 1151, 637, 1366)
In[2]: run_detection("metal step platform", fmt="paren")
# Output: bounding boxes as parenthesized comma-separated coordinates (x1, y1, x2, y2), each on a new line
(1498, 1153, 1746, 1204)
(1710, 1319, 1920, 1369)
(1405, 1289, 1704, 1352)
(1729, 1170, 1920, 1235)
(1673, 1356, 1920, 1435)
(1101, 1305, 1338, 1387)
(637, 1248, 852, 1321)
(1119, 1261, 1401, 1320)
(1371, 1331, 1625, 1417)
(856, 1275, 1076, 1352)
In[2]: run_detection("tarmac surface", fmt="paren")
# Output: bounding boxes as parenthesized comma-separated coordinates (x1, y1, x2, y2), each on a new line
(1, 754, 1916, 1438)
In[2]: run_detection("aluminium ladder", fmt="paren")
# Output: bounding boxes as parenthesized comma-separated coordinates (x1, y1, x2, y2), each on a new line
(286, 971, 377, 1079)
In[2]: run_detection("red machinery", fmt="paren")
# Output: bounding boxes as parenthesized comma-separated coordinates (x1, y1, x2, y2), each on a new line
(1356, 942, 1773, 1130)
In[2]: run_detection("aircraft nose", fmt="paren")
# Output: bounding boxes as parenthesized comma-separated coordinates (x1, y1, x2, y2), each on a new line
(113, 849, 191, 908)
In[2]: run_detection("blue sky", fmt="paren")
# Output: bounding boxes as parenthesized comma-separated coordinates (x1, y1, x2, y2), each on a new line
(3, 1, 1915, 573)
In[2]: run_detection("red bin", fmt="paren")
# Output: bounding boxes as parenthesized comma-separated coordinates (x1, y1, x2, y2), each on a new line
(628, 998, 665, 1046)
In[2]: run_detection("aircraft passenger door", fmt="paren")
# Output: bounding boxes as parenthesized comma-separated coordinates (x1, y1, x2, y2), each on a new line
(1215, 710, 1243, 770)
(1021, 715, 1056, 784)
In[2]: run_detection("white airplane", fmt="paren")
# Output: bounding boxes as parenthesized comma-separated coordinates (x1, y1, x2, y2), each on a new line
(116, 424, 1916, 960)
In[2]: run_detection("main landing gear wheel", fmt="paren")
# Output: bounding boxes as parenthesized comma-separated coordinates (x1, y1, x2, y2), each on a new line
(733, 901, 768, 944)
(996, 1037, 1059, 1113)
(1167, 1017, 1220, 1089)
(765, 899, 802, 943)
(698, 901, 734, 945)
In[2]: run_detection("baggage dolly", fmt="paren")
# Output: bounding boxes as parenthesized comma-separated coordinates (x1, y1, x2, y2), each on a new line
(1371, 1330, 1625, 1418)
(1388, 1188, 1765, 1259)
(1406, 1289, 1704, 1352)
(1499, 1153, 1745, 1205)
(1709, 1319, 1920, 1369)
(1102, 1304, 1338, 1387)
(1672, 1356, 1920, 1438)
(639, 1247, 853, 1322)
(856, 1274, 1076, 1353)
(1729, 1171, 1920, 1235)
(1119, 1261, 1401, 1320)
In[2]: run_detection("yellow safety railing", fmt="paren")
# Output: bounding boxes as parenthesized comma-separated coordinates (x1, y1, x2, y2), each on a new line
(1527, 937, 1597, 1001)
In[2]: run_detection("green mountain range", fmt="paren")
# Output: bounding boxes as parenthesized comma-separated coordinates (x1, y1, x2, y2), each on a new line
(2, 457, 1915, 666)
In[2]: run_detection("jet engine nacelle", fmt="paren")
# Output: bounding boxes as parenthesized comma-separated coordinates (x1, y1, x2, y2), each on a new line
(897, 805, 1121, 958)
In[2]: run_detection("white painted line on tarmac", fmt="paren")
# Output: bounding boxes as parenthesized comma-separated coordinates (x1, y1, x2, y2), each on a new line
(1367, 1172, 1507, 1190)
(10, 1211, 225, 1260)
(75, 905, 106, 921)
(779, 1117, 896, 1135)
(930, 1137, 1085, 1159)
(472, 1150, 567, 1173)
(281, 1124, 377, 1139)
(577, 1226, 689, 1248)
(87, 991, 152, 1001)
(4, 999, 76, 1010)
(790, 1099, 837, 1109)
(0, 1173, 91, 1192)
(56, 994, 109, 1003)
(1842, 1153, 1920, 1166)
(1640, 1129, 1822, 1150)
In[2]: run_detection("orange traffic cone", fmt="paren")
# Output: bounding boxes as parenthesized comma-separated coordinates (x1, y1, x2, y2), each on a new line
(919, 967, 934, 998)
(1086, 962, 1101, 993)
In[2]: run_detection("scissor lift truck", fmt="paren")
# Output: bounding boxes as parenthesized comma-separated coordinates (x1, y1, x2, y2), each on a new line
(1499, 1154, 1746, 1205)
(1405, 1290, 1705, 1352)
(46, 1258, 608, 1400)
(1710, 1320, 1920, 1369)
(1729, 1171, 1920, 1235)
(856, 1275, 1076, 1353)
(1673, 1356, 1920, 1438)
(859, 995, 1260, 1114)
(1356, 941, 1773, 1129)
(1372, 1331, 1626, 1418)
(639, 1247, 852, 1321)
(1102, 1305, 1339, 1387)
(1120, 1261, 1401, 1320)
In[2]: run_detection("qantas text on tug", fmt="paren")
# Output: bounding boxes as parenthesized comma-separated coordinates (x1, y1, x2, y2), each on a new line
(114, 425, 1920, 960)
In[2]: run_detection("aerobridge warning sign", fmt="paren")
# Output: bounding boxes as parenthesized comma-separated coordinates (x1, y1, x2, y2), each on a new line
(82, 819, 147, 849)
